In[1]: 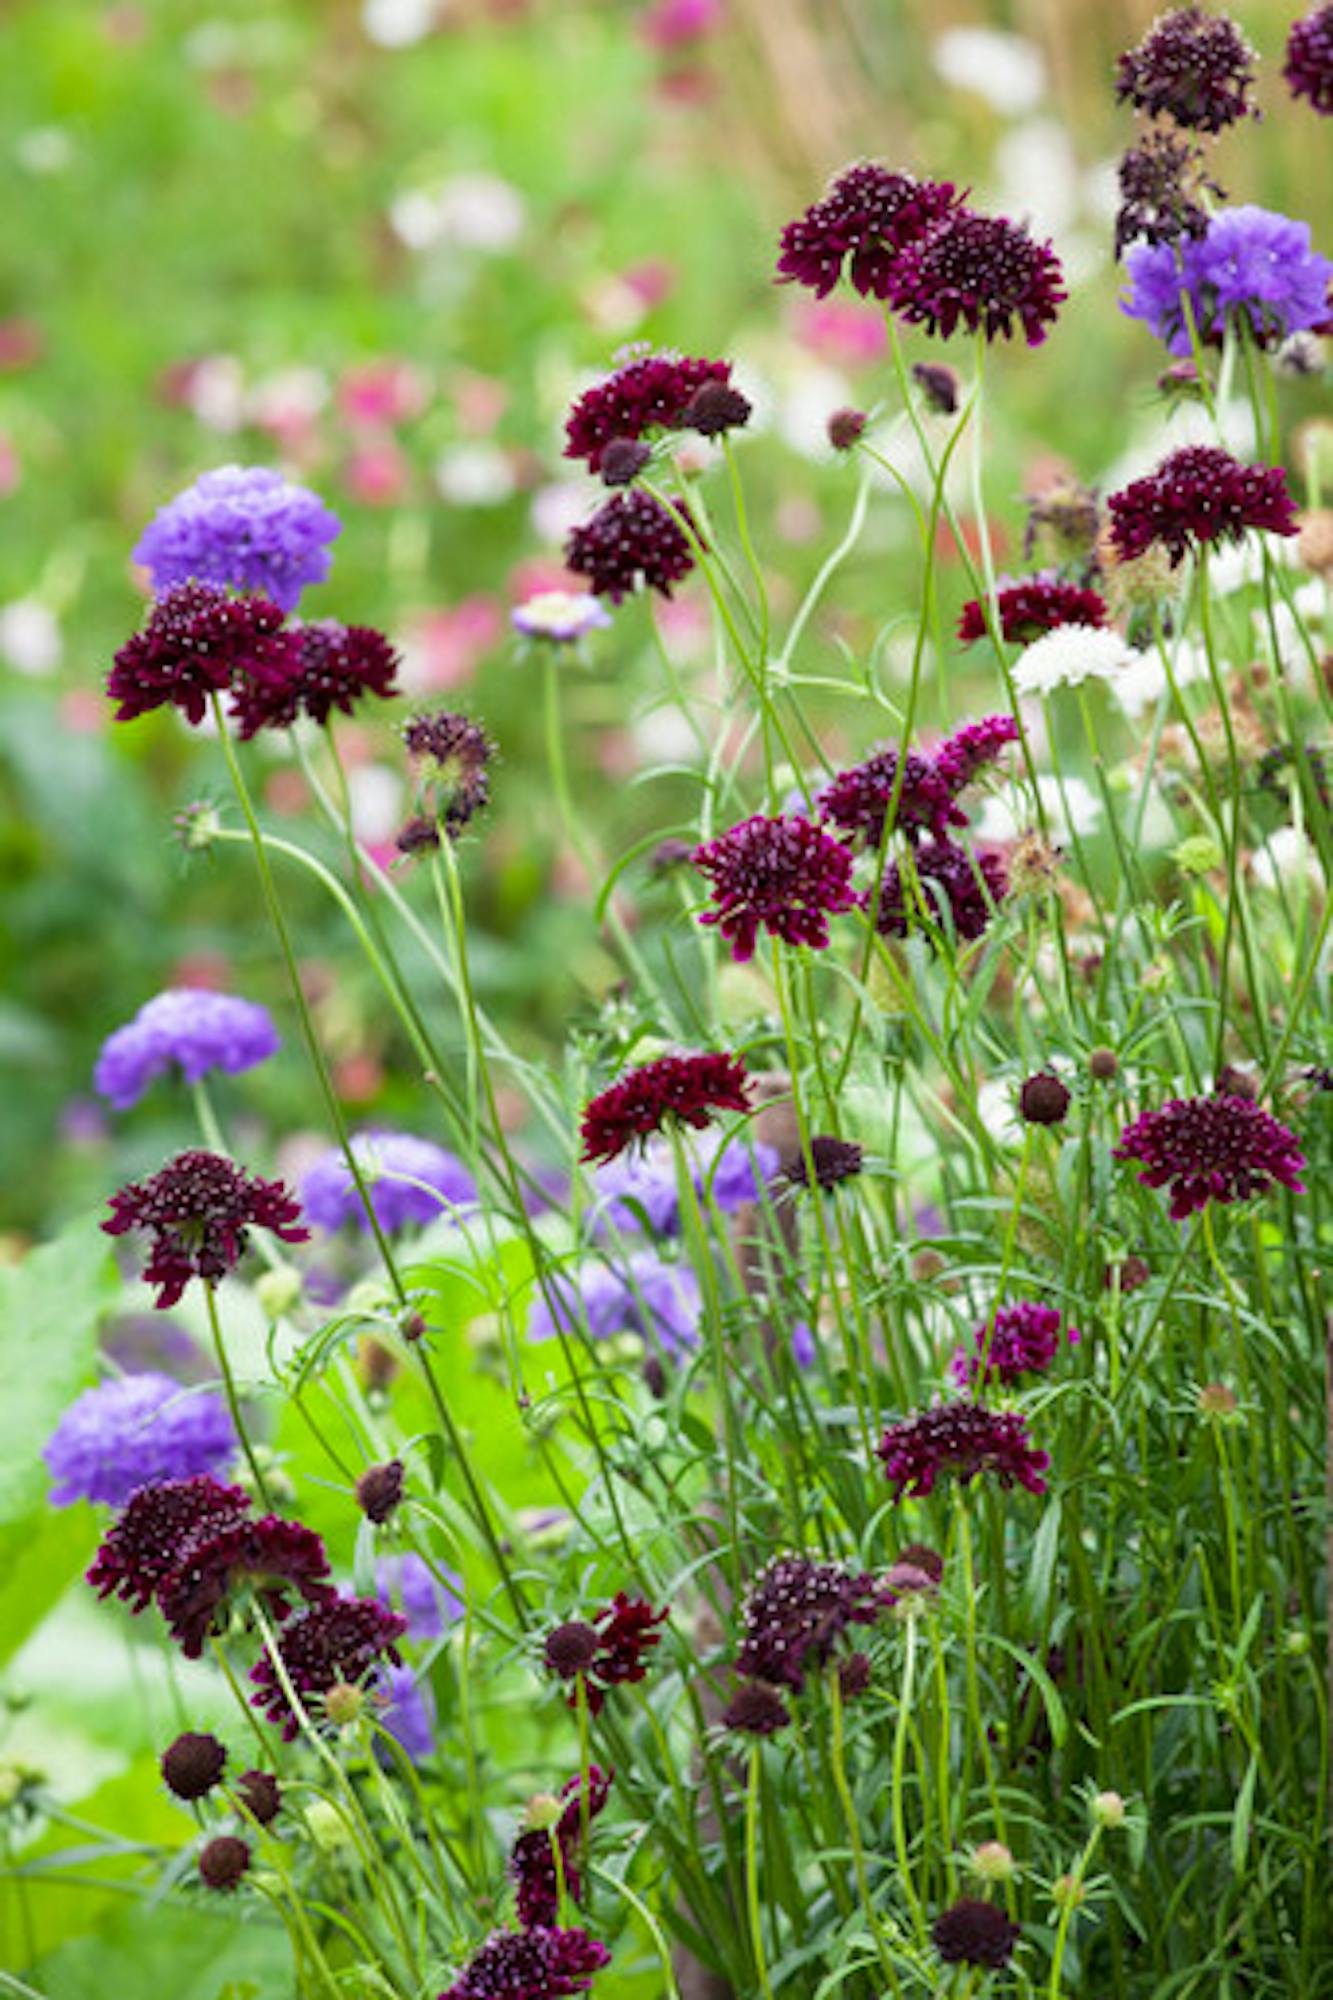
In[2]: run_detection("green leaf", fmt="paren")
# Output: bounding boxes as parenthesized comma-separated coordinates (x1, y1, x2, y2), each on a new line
(0, 1216, 117, 1529)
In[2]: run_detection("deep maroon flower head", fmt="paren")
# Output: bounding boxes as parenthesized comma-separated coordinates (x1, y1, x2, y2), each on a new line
(544, 1596, 668, 1715)
(827, 406, 868, 450)
(1114, 1092, 1305, 1220)
(199, 1834, 251, 1893)
(107, 582, 297, 727)
(838, 1651, 872, 1699)
(1286, 6, 1333, 115)
(887, 211, 1066, 346)
(875, 841, 1008, 945)
(776, 163, 962, 300)
(87, 1474, 251, 1613)
(895, 1542, 945, 1584)
(160, 1731, 227, 1801)
(396, 815, 442, 858)
(1108, 447, 1299, 568)
(356, 1459, 406, 1524)
(579, 1051, 754, 1165)
(1105, 1253, 1151, 1294)
(509, 1766, 614, 1927)
(564, 352, 733, 472)
(912, 361, 961, 414)
(957, 577, 1107, 647)
(249, 1594, 407, 1740)
(819, 748, 963, 849)
(236, 1768, 283, 1825)
(735, 1554, 887, 1692)
(683, 380, 753, 439)
(1019, 1070, 1072, 1126)
(1115, 7, 1257, 132)
(231, 619, 400, 737)
(103, 1149, 308, 1309)
(951, 1302, 1080, 1390)
(157, 1513, 335, 1658)
(932, 1898, 1021, 1970)
(543, 1621, 601, 1678)
(598, 438, 653, 488)
(722, 1680, 792, 1735)
(565, 490, 698, 603)
(403, 710, 495, 836)
(1114, 130, 1216, 258)
(693, 814, 861, 963)
(931, 716, 1021, 797)
(440, 1927, 611, 2000)
(878, 1402, 1050, 1499)
(783, 1136, 864, 1191)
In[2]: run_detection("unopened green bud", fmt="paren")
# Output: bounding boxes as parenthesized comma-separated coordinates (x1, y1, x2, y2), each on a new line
(255, 1264, 303, 1320)
(968, 1840, 1016, 1883)
(305, 1799, 355, 1853)
(1091, 1789, 1127, 1829)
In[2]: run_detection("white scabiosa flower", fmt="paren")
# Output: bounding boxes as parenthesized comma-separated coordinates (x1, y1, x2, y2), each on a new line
(1011, 624, 1135, 695)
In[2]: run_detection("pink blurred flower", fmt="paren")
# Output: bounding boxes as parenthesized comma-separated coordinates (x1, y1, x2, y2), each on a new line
(167, 953, 234, 992)
(653, 592, 710, 657)
(508, 557, 583, 600)
(0, 319, 44, 373)
(399, 598, 503, 691)
(60, 690, 107, 733)
(337, 360, 429, 431)
(622, 260, 676, 310)
(264, 769, 313, 817)
(792, 300, 888, 367)
(450, 370, 509, 436)
(344, 439, 412, 507)
(333, 1053, 385, 1103)
(0, 435, 19, 497)
(640, 0, 723, 49)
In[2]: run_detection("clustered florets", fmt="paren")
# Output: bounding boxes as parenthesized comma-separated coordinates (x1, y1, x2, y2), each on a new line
(440, 1926, 612, 2000)
(1114, 129, 1217, 258)
(734, 1554, 888, 1691)
(250, 1596, 408, 1739)
(231, 619, 401, 737)
(1115, 1091, 1306, 1219)
(94, 988, 280, 1110)
(1122, 207, 1333, 356)
(402, 710, 496, 838)
(103, 1149, 308, 1309)
(931, 1897, 1022, 1970)
(951, 1302, 1080, 1390)
(564, 351, 739, 472)
(564, 489, 700, 602)
(579, 1051, 754, 1165)
(108, 582, 296, 728)
(542, 1594, 669, 1715)
(878, 1402, 1050, 1498)
(509, 1767, 613, 1926)
(957, 578, 1107, 648)
(1285, 5, 1333, 115)
(1107, 445, 1299, 567)
(692, 814, 862, 962)
(1115, 7, 1258, 133)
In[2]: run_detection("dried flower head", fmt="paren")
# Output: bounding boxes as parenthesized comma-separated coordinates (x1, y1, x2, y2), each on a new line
(565, 352, 734, 472)
(198, 1833, 251, 1893)
(886, 210, 1067, 346)
(1285, 5, 1333, 114)
(1107, 446, 1299, 568)
(579, 1051, 754, 1165)
(931, 1897, 1021, 1970)
(108, 582, 297, 727)
(735, 1553, 887, 1691)
(722, 1680, 793, 1735)
(440, 1926, 612, 2000)
(402, 711, 495, 837)
(249, 1595, 407, 1740)
(957, 577, 1107, 648)
(776, 163, 961, 300)
(1115, 7, 1258, 132)
(951, 1302, 1080, 1390)
(103, 1149, 308, 1309)
(133, 465, 341, 613)
(160, 1731, 227, 1801)
(230, 619, 400, 737)
(564, 490, 699, 603)
(236, 1768, 282, 1825)
(878, 1402, 1050, 1499)
(1114, 1092, 1305, 1219)
(693, 814, 862, 962)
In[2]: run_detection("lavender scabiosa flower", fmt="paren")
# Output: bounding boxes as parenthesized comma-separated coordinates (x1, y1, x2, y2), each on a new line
(529, 1252, 702, 1359)
(932, 1898, 1021, 1970)
(1122, 208, 1333, 357)
(776, 163, 961, 300)
(1114, 1093, 1305, 1220)
(86, 1473, 252, 1613)
(579, 1051, 753, 1165)
(302, 1131, 476, 1235)
(542, 1594, 668, 1716)
(1108, 447, 1299, 568)
(94, 989, 280, 1110)
(230, 619, 400, 736)
(956, 577, 1107, 647)
(692, 814, 861, 962)
(564, 352, 735, 473)
(249, 1594, 407, 1740)
(878, 1402, 1050, 1498)
(564, 490, 699, 603)
(875, 841, 1008, 945)
(509, 1767, 613, 1926)
(735, 1554, 887, 1691)
(107, 582, 296, 727)
(377, 1665, 437, 1762)
(1286, 6, 1333, 114)
(589, 1131, 778, 1238)
(511, 592, 612, 644)
(440, 1927, 611, 2000)
(886, 210, 1067, 346)
(818, 747, 963, 849)
(1114, 129, 1217, 259)
(44, 1373, 236, 1508)
(133, 465, 342, 612)
(375, 1552, 465, 1639)
(1115, 7, 1257, 132)
(103, 1150, 308, 1309)
(950, 1302, 1080, 1390)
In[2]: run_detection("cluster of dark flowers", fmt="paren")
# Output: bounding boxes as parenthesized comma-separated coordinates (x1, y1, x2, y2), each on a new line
(542, 1592, 670, 1716)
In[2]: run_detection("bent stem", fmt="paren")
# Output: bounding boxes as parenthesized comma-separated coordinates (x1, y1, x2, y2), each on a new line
(203, 1281, 271, 1509)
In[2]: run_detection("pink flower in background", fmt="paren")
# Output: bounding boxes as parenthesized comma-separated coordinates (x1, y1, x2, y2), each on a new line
(344, 439, 412, 507)
(337, 360, 429, 431)
(60, 690, 107, 733)
(0, 318, 44, 373)
(450, 370, 509, 435)
(0, 435, 19, 496)
(640, 0, 724, 51)
(792, 300, 888, 367)
(399, 598, 504, 691)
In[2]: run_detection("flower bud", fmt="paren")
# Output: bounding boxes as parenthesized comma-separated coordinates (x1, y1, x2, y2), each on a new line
(323, 1682, 366, 1727)
(968, 1840, 1016, 1884)
(254, 1264, 302, 1320)
(1091, 1789, 1127, 1829)
(305, 1799, 355, 1853)
(1088, 1047, 1119, 1081)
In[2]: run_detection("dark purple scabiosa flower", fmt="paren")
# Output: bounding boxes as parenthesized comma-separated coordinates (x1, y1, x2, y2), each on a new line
(818, 748, 963, 850)
(356, 1459, 405, 1525)
(886, 210, 1066, 346)
(957, 577, 1108, 647)
(440, 1927, 611, 2000)
(564, 352, 734, 473)
(875, 841, 1008, 945)
(681, 380, 753, 439)
(1019, 1071, 1072, 1126)
(827, 406, 868, 450)
(542, 1594, 669, 1716)
(302, 1131, 476, 1234)
(597, 438, 653, 488)
(87, 1474, 252, 1613)
(878, 1402, 1050, 1499)
(94, 989, 280, 1111)
(161, 1731, 227, 1801)
(912, 361, 961, 413)
(931, 715, 1022, 797)
(103, 1149, 308, 1309)
(1107, 446, 1299, 568)
(509, 1766, 614, 1927)
(44, 1372, 236, 1509)
(734, 1554, 887, 1692)
(932, 1898, 1021, 1970)
(249, 1594, 407, 1740)
(1114, 129, 1216, 259)
(402, 710, 495, 838)
(1122, 207, 1333, 357)
(579, 1051, 754, 1165)
(1114, 1092, 1305, 1220)
(950, 1302, 1080, 1390)
(693, 814, 862, 963)
(157, 1513, 335, 1658)
(230, 619, 400, 737)
(1115, 6, 1257, 133)
(722, 1680, 792, 1735)
(564, 490, 699, 603)
(782, 1136, 864, 1191)
(236, 1768, 282, 1825)
(776, 162, 962, 301)
(1286, 5, 1333, 114)
(133, 465, 342, 613)
(198, 1834, 251, 1893)
(107, 582, 296, 727)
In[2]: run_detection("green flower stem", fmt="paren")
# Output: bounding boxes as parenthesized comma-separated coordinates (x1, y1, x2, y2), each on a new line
(202, 1281, 272, 1509)
(744, 1744, 777, 2000)
(1046, 1826, 1104, 2000)
(827, 1666, 908, 2000)
(890, 1612, 928, 1946)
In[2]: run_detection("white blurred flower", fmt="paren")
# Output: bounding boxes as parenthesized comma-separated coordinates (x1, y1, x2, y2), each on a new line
(1102, 400, 1256, 495)
(631, 705, 700, 764)
(346, 764, 405, 843)
(932, 28, 1045, 116)
(1012, 624, 1135, 695)
(1206, 532, 1297, 595)
(1251, 828, 1319, 891)
(186, 355, 247, 434)
(1106, 637, 1212, 719)
(0, 600, 60, 677)
(247, 365, 329, 429)
(530, 480, 594, 546)
(435, 443, 515, 507)
(390, 173, 524, 254)
(16, 128, 73, 175)
(773, 361, 853, 459)
(362, 0, 441, 48)
(978, 774, 1102, 842)
(992, 120, 1079, 237)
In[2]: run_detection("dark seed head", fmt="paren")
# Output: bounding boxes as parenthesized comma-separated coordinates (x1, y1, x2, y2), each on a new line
(160, 1731, 227, 1801)
(198, 1834, 251, 1892)
(355, 1459, 405, 1525)
(1019, 1070, 1072, 1126)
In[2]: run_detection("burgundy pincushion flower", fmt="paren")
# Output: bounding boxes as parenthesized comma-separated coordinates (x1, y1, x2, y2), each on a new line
(249, 1594, 407, 1740)
(1115, 6, 1257, 133)
(735, 1554, 887, 1692)
(564, 353, 733, 473)
(543, 1595, 668, 1716)
(950, 1302, 1080, 1390)
(564, 491, 698, 603)
(1019, 1071, 1072, 1126)
(579, 1051, 753, 1165)
(1286, 6, 1333, 115)
(157, 1514, 335, 1658)
(356, 1459, 406, 1524)
(776, 163, 962, 301)
(932, 1898, 1021, 1970)
(875, 841, 1008, 945)
(160, 1731, 227, 1801)
(782, 1135, 864, 1191)
(236, 1769, 283, 1825)
(886, 211, 1067, 346)
(199, 1834, 251, 1893)
(818, 748, 963, 849)
(1114, 1093, 1305, 1221)
(107, 582, 297, 727)
(931, 715, 1021, 796)
(722, 1680, 792, 1735)
(509, 1767, 614, 1927)
(693, 814, 862, 963)
(543, 1622, 600, 1678)
(230, 619, 400, 737)
(87, 1474, 251, 1613)
(1114, 130, 1216, 259)
(877, 1402, 1050, 1499)
(403, 710, 495, 837)
(957, 578, 1107, 647)
(441, 1927, 611, 2000)
(682, 380, 753, 439)
(103, 1149, 308, 1309)
(1108, 447, 1300, 568)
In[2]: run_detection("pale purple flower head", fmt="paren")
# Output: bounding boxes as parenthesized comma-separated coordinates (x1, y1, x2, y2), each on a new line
(301, 1131, 477, 1234)
(1122, 206, 1333, 357)
(511, 591, 612, 644)
(375, 1552, 464, 1639)
(376, 1665, 437, 1762)
(530, 1251, 701, 1357)
(588, 1132, 778, 1239)
(94, 989, 280, 1110)
(44, 1372, 236, 1508)
(133, 465, 342, 613)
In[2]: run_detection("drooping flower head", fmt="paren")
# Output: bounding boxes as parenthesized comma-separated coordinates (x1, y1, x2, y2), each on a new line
(1122, 207, 1333, 357)
(1286, 6, 1333, 114)
(509, 1766, 614, 1927)
(1114, 7, 1258, 132)
(874, 840, 1008, 945)
(878, 1402, 1050, 1499)
(579, 1051, 753, 1165)
(950, 1302, 1080, 1390)
(693, 814, 862, 962)
(1114, 130, 1217, 260)
(564, 352, 735, 473)
(440, 1927, 611, 2000)
(133, 465, 342, 612)
(543, 1593, 668, 1715)
(157, 1512, 335, 1658)
(1107, 446, 1299, 567)
(103, 1150, 308, 1308)
(529, 1251, 702, 1359)
(249, 1594, 408, 1739)
(776, 163, 962, 300)
(818, 748, 963, 850)
(564, 491, 699, 603)
(511, 592, 612, 644)
(735, 1554, 888, 1691)
(302, 1131, 476, 1235)
(957, 577, 1107, 647)
(86, 1473, 252, 1613)
(932, 1898, 1021, 1970)
(94, 989, 280, 1110)
(1114, 1092, 1305, 1220)
(886, 210, 1067, 346)
(231, 619, 401, 737)
(107, 582, 296, 726)
(402, 710, 495, 837)
(44, 1373, 236, 1508)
